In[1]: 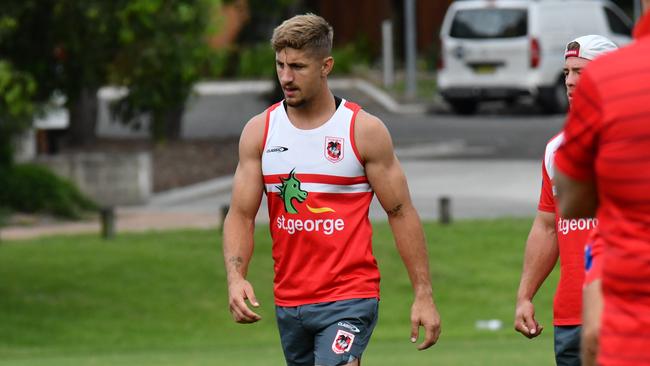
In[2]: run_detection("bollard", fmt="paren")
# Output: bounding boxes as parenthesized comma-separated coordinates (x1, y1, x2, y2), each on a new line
(100, 207, 115, 240)
(219, 204, 230, 233)
(439, 196, 452, 225)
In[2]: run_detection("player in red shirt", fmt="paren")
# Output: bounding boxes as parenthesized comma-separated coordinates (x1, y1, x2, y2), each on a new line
(222, 14, 441, 365)
(514, 35, 617, 366)
(554, 2, 650, 364)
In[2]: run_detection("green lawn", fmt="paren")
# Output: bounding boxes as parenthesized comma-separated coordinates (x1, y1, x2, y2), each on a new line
(0, 219, 558, 365)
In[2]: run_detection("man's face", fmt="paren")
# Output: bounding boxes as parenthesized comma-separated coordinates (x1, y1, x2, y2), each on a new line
(563, 57, 591, 104)
(275, 47, 331, 108)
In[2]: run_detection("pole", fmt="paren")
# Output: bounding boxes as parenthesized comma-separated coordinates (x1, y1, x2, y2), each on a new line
(439, 196, 452, 225)
(101, 206, 115, 240)
(382, 20, 395, 88)
(404, 0, 417, 99)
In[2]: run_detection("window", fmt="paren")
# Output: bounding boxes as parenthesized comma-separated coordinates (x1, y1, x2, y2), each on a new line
(450, 8, 527, 39)
(604, 7, 632, 36)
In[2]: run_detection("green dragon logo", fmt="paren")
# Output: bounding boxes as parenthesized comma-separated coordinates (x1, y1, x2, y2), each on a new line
(277, 169, 308, 214)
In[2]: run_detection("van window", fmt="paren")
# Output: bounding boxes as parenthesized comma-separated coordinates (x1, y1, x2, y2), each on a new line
(604, 7, 632, 36)
(450, 8, 527, 39)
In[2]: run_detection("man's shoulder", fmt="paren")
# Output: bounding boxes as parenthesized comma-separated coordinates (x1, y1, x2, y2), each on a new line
(354, 109, 385, 131)
(545, 132, 564, 154)
(244, 110, 267, 131)
(239, 110, 269, 154)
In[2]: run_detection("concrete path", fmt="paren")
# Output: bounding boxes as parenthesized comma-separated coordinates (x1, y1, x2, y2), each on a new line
(1, 159, 540, 240)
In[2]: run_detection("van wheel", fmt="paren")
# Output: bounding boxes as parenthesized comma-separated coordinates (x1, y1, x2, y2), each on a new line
(447, 98, 478, 115)
(537, 79, 568, 114)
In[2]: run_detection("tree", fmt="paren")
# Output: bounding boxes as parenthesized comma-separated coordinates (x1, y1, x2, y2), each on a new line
(0, 0, 219, 145)
(0, 1, 122, 146)
(0, 61, 36, 168)
(110, 0, 219, 141)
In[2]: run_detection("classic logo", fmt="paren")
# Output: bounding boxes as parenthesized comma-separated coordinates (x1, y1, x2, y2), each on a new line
(332, 329, 355, 354)
(325, 136, 344, 163)
(266, 146, 289, 153)
(337, 321, 360, 333)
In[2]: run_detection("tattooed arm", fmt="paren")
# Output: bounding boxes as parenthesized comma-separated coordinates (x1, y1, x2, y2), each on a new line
(356, 110, 441, 350)
(223, 113, 265, 324)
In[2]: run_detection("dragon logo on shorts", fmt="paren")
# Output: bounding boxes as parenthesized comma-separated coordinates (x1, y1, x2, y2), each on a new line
(332, 329, 355, 354)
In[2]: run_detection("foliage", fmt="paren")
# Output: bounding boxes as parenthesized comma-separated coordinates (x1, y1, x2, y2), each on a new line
(237, 42, 276, 78)
(206, 47, 233, 78)
(110, 0, 220, 141)
(0, 219, 557, 365)
(0, 164, 97, 219)
(0, 60, 37, 168)
(1, 1, 221, 144)
(331, 43, 371, 75)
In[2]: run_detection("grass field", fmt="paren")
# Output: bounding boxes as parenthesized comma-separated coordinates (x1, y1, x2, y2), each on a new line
(0, 218, 558, 365)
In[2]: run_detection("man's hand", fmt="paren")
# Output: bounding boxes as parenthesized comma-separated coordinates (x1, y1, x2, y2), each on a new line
(410, 295, 441, 350)
(228, 278, 261, 324)
(514, 299, 543, 338)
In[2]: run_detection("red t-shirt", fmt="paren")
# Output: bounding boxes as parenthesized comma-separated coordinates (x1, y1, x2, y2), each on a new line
(554, 13, 650, 366)
(539, 133, 596, 325)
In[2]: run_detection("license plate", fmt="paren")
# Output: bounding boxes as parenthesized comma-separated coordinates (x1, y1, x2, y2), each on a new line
(473, 65, 496, 74)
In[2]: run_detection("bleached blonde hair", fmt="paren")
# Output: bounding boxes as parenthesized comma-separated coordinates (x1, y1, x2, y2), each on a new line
(271, 13, 333, 57)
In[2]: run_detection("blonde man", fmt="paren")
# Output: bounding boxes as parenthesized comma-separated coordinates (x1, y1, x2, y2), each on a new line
(223, 14, 441, 366)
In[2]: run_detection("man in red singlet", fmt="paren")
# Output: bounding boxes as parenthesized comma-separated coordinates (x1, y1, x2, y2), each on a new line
(222, 14, 441, 366)
(554, 1, 650, 364)
(514, 35, 617, 366)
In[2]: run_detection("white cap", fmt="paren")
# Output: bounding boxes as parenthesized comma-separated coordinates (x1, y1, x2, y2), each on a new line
(565, 35, 618, 60)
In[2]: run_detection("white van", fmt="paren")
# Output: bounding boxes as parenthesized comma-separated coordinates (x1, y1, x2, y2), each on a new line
(437, 0, 633, 114)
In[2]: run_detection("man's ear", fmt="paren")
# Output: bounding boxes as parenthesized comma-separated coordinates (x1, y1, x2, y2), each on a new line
(322, 56, 334, 77)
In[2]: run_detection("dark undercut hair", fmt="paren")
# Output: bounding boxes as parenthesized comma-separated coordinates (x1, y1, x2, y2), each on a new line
(566, 41, 580, 52)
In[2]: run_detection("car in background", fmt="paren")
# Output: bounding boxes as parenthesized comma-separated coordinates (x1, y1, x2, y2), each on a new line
(437, 0, 633, 114)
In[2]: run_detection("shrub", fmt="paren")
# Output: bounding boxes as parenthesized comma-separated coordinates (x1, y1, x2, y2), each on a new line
(331, 43, 371, 75)
(237, 43, 275, 78)
(0, 164, 97, 219)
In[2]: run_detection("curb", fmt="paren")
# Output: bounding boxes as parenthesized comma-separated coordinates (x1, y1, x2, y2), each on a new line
(147, 175, 234, 207)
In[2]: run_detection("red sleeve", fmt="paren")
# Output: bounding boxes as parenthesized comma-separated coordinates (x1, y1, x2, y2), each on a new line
(538, 159, 555, 212)
(554, 71, 602, 181)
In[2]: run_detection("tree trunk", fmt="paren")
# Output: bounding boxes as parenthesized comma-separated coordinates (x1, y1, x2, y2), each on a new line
(0, 125, 14, 168)
(66, 87, 99, 147)
(153, 106, 184, 142)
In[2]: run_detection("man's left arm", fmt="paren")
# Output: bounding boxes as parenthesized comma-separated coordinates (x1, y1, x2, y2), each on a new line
(356, 110, 441, 350)
(555, 171, 597, 218)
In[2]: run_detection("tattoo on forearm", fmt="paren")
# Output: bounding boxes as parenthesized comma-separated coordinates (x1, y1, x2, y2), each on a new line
(228, 256, 244, 271)
(386, 203, 403, 217)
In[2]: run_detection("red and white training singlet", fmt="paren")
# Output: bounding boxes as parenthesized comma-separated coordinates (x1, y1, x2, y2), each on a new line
(261, 99, 380, 307)
(539, 132, 597, 325)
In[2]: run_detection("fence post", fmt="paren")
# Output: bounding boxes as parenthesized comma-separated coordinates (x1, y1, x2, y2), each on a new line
(439, 196, 452, 225)
(101, 206, 115, 240)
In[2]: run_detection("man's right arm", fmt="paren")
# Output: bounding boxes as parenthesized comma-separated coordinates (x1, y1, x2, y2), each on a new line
(223, 113, 266, 324)
(514, 210, 558, 338)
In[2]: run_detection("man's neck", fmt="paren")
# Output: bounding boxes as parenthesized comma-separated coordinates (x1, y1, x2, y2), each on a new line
(286, 85, 337, 130)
